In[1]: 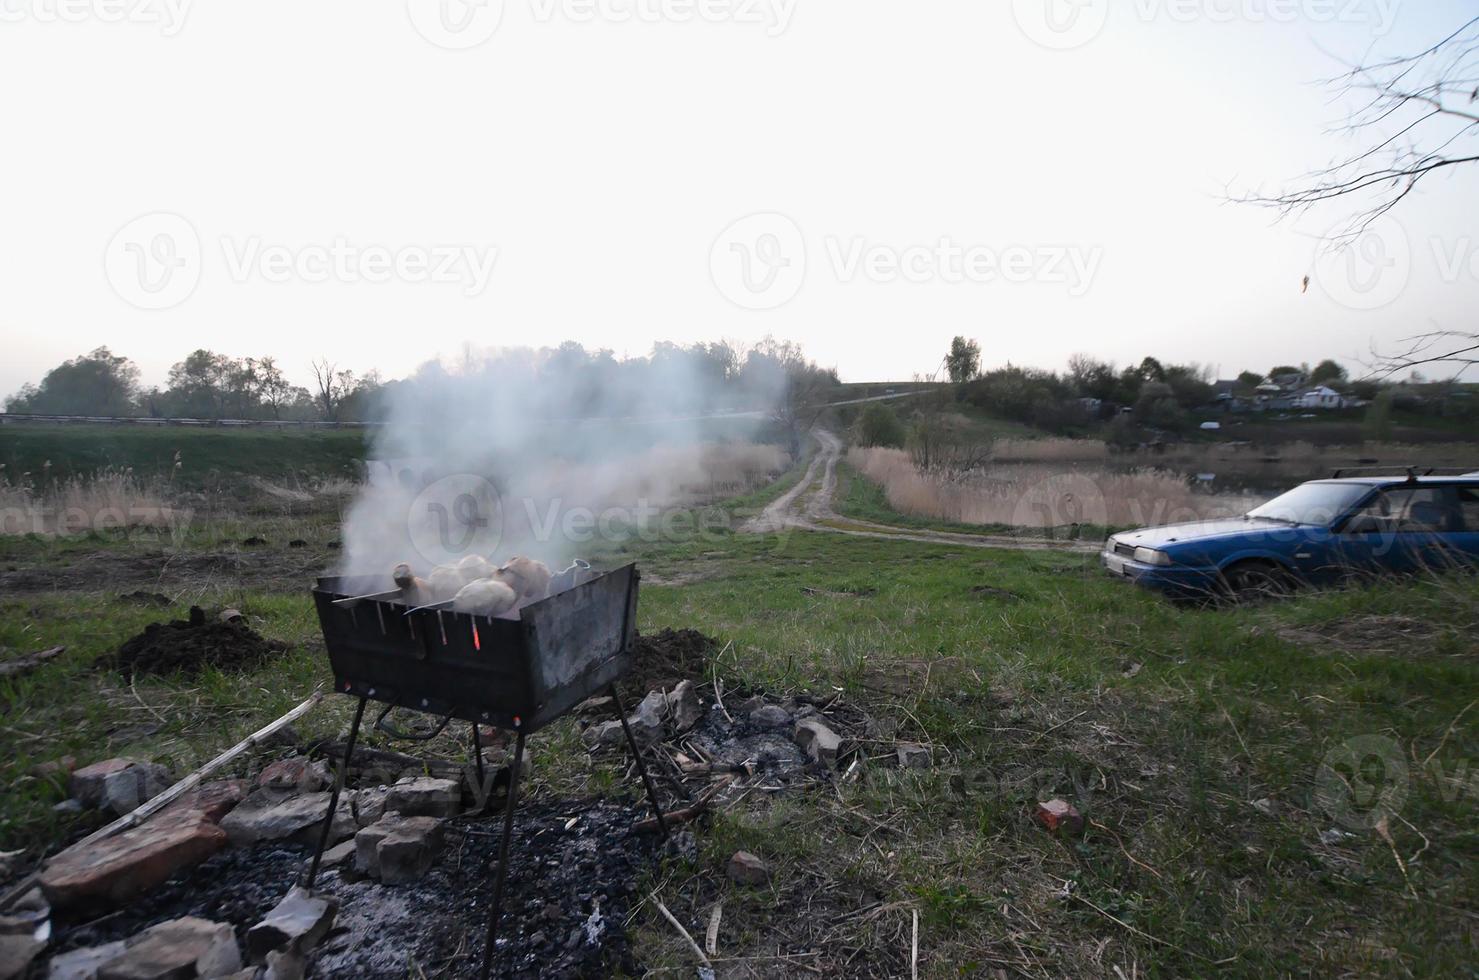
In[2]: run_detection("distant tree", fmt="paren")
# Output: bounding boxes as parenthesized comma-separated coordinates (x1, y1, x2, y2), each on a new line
(1236, 370, 1264, 388)
(856, 402, 907, 448)
(1134, 381, 1188, 432)
(1309, 359, 1348, 385)
(944, 337, 981, 384)
(164, 349, 232, 417)
(1135, 357, 1167, 383)
(1268, 365, 1301, 379)
(1067, 354, 1118, 401)
(5, 347, 141, 416)
(310, 358, 357, 422)
(1162, 363, 1214, 408)
(252, 356, 294, 419)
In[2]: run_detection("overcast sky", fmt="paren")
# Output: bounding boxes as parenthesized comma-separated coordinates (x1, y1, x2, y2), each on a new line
(2, 0, 1475, 398)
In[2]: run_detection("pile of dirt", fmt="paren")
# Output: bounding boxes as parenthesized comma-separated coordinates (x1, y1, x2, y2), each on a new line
(107, 606, 287, 678)
(627, 627, 717, 692)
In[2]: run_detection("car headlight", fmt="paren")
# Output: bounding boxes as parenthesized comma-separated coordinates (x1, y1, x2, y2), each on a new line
(1133, 547, 1173, 566)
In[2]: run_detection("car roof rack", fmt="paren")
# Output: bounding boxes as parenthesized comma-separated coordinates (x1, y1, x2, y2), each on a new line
(1329, 465, 1479, 480)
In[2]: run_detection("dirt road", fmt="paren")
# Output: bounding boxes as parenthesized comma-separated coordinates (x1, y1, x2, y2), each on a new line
(745, 430, 1100, 553)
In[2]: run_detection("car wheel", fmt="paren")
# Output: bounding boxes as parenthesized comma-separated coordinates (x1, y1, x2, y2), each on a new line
(1222, 561, 1293, 604)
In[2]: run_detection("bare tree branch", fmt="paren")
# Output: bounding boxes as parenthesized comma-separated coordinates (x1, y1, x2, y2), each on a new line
(1233, 16, 1479, 245)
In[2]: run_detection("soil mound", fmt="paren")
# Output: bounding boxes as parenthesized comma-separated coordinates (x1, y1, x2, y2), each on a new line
(109, 606, 286, 678)
(628, 627, 717, 692)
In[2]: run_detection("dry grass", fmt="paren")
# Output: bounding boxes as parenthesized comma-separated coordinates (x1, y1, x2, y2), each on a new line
(991, 437, 1111, 463)
(847, 447, 1261, 528)
(0, 468, 186, 537)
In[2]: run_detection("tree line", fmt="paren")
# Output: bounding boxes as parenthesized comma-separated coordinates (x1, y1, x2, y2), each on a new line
(3, 339, 838, 431)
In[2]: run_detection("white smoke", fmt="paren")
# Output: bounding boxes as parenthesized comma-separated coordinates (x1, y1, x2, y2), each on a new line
(337, 341, 806, 583)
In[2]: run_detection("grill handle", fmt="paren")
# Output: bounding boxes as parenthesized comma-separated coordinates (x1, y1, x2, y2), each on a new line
(373, 703, 454, 742)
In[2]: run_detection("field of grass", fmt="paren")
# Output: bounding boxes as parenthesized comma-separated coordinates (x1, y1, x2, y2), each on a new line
(1, 478, 1475, 976)
(0, 424, 370, 489)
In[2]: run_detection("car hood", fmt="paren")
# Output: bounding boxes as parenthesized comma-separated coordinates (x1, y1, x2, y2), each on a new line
(1112, 517, 1290, 550)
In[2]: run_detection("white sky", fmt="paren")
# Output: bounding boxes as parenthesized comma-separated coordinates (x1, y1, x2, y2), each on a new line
(2, 0, 1476, 398)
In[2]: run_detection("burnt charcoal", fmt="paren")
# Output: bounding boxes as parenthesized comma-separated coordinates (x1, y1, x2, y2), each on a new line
(105, 609, 287, 678)
(44, 799, 660, 979)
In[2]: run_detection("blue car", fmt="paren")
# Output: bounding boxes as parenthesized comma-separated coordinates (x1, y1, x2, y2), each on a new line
(1103, 473, 1479, 600)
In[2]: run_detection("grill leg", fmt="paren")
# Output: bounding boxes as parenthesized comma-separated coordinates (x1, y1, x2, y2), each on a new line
(306, 693, 366, 888)
(471, 722, 487, 805)
(608, 683, 668, 839)
(480, 730, 525, 980)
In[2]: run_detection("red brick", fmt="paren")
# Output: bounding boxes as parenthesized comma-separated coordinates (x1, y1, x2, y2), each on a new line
(39, 813, 226, 912)
(161, 779, 249, 824)
(1034, 799, 1084, 836)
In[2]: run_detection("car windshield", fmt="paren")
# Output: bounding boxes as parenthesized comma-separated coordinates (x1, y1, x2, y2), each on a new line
(1247, 482, 1372, 527)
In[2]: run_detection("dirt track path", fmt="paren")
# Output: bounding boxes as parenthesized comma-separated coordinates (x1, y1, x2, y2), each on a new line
(745, 430, 1100, 553)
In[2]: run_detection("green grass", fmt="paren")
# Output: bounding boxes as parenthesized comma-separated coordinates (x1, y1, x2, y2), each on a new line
(0, 424, 370, 489)
(2, 499, 1475, 976)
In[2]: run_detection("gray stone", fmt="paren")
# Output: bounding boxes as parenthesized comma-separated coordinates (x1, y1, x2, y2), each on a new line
(96, 916, 241, 979)
(726, 851, 770, 886)
(354, 815, 444, 884)
(47, 941, 127, 980)
(351, 786, 391, 827)
(581, 721, 624, 751)
(385, 777, 460, 819)
(263, 948, 305, 980)
(627, 691, 666, 746)
(245, 886, 337, 964)
(896, 743, 932, 769)
(732, 695, 766, 716)
(101, 763, 171, 816)
(219, 791, 355, 847)
(749, 705, 792, 729)
(0, 934, 44, 980)
(793, 718, 842, 768)
(69, 760, 170, 815)
(316, 840, 356, 870)
(666, 680, 703, 734)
